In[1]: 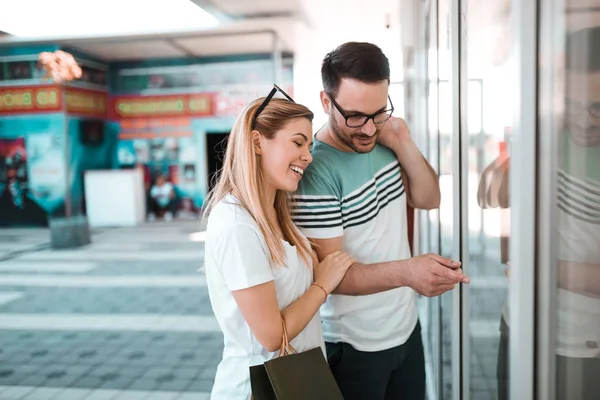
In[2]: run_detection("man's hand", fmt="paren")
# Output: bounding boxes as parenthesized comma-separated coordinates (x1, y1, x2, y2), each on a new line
(376, 116, 441, 209)
(376, 116, 411, 153)
(402, 254, 470, 297)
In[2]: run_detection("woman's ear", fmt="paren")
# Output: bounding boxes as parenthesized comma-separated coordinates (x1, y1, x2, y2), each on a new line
(252, 130, 263, 155)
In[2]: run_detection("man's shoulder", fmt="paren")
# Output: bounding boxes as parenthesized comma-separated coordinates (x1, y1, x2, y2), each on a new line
(306, 143, 398, 181)
(372, 144, 398, 164)
(301, 142, 339, 181)
(307, 140, 341, 166)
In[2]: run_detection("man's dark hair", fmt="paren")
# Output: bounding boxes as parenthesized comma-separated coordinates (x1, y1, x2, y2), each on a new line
(321, 42, 390, 98)
(566, 27, 600, 73)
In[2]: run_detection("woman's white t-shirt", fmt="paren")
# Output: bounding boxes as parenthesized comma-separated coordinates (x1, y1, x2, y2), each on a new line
(204, 194, 325, 400)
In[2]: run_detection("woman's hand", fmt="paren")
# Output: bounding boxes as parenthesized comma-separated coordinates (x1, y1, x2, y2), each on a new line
(313, 251, 354, 294)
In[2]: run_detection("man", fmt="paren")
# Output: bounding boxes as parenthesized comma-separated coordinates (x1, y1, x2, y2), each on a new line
(149, 174, 177, 221)
(292, 42, 469, 399)
(553, 25, 600, 399)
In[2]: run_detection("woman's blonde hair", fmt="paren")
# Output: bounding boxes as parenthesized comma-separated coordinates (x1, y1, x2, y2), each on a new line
(203, 97, 315, 267)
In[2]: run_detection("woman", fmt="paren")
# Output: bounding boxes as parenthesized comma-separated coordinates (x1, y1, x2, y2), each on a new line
(203, 88, 354, 399)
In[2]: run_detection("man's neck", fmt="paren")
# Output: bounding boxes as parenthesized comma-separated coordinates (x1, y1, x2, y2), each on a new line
(315, 123, 354, 153)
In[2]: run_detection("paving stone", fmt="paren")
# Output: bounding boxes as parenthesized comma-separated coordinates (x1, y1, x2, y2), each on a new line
(186, 379, 214, 392)
(71, 376, 104, 389)
(0, 223, 222, 395)
(158, 379, 193, 392)
(128, 377, 160, 391)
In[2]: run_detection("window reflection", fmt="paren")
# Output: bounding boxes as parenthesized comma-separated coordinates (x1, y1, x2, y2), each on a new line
(465, 0, 513, 399)
(554, 24, 600, 399)
(438, 1, 455, 398)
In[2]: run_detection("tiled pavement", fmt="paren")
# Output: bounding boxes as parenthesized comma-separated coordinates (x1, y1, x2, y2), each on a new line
(0, 221, 509, 400)
(0, 221, 220, 400)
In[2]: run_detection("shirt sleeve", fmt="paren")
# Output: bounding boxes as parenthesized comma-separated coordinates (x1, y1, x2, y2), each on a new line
(213, 224, 274, 291)
(291, 165, 344, 239)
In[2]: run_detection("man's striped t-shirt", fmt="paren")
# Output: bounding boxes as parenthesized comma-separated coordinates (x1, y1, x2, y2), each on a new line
(555, 132, 600, 357)
(292, 139, 418, 352)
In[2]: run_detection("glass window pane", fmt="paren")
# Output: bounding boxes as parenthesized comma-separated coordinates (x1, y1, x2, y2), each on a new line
(439, 82, 453, 135)
(389, 83, 405, 118)
(438, 0, 455, 397)
(463, 0, 513, 399)
(552, 15, 600, 399)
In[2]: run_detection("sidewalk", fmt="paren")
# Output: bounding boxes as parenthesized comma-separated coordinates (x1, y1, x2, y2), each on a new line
(0, 221, 219, 400)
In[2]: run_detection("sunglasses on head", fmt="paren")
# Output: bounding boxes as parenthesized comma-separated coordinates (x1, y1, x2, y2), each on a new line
(252, 84, 295, 129)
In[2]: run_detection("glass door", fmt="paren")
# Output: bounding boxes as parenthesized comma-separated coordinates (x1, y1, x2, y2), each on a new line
(403, 0, 540, 398)
(538, 1, 600, 399)
(438, 0, 460, 398)
(459, 0, 515, 398)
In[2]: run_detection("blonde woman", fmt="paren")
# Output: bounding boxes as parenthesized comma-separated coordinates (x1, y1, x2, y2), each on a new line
(203, 85, 354, 400)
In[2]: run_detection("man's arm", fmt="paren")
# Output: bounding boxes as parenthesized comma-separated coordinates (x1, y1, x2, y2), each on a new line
(398, 144, 441, 210)
(312, 236, 469, 297)
(377, 117, 441, 209)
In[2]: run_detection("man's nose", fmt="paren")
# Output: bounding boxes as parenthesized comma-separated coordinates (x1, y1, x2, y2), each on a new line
(363, 119, 377, 136)
(576, 111, 592, 128)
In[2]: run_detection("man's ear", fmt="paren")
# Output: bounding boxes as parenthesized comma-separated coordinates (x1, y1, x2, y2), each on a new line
(252, 130, 263, 155)
(319, 90, 330, 114)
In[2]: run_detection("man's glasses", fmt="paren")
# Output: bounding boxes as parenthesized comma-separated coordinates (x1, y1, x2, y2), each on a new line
(566, 98, 600, 119)
(327, 93, 394, 128)
(252, 84, 295, 129)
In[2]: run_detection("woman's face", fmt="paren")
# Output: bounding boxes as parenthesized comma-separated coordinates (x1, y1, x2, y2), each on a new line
(257, 118, 313, 193)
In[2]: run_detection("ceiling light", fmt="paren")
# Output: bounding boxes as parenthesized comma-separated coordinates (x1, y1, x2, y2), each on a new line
(0, 0, 219, 38)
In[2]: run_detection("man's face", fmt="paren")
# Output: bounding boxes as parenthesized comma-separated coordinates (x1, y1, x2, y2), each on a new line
(323, 78, 390, 153)
(566, 70, 600, 147)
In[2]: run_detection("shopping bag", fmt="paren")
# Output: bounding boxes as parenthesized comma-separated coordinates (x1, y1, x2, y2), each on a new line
(250, 319, 344, 400)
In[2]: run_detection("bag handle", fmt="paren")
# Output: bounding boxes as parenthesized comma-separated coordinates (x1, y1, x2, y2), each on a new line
(279, 318, 298, 356)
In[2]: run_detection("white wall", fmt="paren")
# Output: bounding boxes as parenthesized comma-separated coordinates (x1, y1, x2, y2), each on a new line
(291, 0, 405, 132)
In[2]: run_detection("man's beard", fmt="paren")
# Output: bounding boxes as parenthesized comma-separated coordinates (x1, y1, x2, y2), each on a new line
(568, 123, 600, 147)
(330, 117, 379, 154)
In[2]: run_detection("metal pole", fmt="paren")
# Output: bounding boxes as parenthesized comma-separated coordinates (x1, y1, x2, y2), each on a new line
(509, 0, 538, 397)
(63, 85, 71, 218)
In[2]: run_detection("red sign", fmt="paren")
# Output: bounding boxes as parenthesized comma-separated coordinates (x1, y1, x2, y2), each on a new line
(65, 87, 107, 117)
(0, 86, 63, 115)
(118, 117, 194, 139)
(109, 93, 213, 119)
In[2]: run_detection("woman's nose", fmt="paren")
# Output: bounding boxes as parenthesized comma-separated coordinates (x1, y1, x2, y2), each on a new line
(302, 149, 313, 163)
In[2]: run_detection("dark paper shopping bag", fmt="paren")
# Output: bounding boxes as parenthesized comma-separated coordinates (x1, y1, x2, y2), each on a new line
(250, 319, 344, 400)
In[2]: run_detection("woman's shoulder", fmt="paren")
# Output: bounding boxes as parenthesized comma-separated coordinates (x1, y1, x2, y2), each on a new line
(206, 194, 261, 238)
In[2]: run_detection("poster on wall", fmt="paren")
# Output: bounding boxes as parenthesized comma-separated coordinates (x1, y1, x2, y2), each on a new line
(114, 118, 204, 212)
(0, 137, 48, 226)
(183, 164, 196, 183)
(117, 140, 136, 167)
(26, 133, 66, 213)
(133, 140, 149, 163)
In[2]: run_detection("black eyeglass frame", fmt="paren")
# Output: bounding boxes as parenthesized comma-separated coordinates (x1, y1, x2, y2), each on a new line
(327, 93, 395, 128)
(252, 84, 295, 129)
(565, 98, 600, 119)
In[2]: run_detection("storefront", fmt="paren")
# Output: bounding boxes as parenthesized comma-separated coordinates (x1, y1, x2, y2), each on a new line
(0, 41, 294, 226)
(401, 0, 600, 398)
